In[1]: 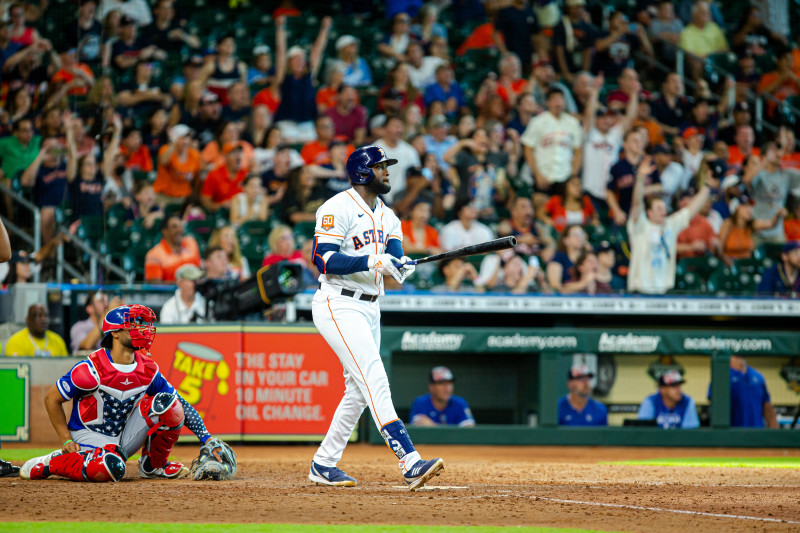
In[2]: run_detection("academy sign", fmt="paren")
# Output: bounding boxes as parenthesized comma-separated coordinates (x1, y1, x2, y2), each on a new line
(400, 331, 465, 351)
(598, 332, 661, 353)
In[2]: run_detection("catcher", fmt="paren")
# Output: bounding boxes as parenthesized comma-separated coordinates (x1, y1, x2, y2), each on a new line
(19, 304, 236, 482)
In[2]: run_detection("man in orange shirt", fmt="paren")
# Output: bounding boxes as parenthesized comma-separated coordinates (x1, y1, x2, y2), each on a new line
(727, 124, 760, 169)
(676, 188, 719, 261)
(153, 124, 202, 207)
(300, 116, 355, 166)
(51, 46, 94, 96)
(200, 142, 246, 213)
(144, 214, 201, 282)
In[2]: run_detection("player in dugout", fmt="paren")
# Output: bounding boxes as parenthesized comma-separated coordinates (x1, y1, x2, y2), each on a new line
(19, 304, 235, 482)
(558, 363, 608, 426)
(638, 369, 700, 429)
(409, 366, 476, 427)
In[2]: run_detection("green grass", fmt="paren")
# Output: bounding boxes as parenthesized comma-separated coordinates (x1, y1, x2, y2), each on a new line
(1, 448, 142, 461)
(0, 524, 610, 533)
(604, 457, 800, 468)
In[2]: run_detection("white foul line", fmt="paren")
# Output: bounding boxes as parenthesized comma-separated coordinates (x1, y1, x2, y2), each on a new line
(535, 496, 800, 525)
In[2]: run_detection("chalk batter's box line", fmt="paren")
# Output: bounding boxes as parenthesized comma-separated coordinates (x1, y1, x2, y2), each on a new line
(176, 432, 358, 443)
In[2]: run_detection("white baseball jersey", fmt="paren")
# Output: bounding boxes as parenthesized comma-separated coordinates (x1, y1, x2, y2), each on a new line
(314, 188, 403, 295)
(521, 111, 583, 184)
(582, 124, 623, 200)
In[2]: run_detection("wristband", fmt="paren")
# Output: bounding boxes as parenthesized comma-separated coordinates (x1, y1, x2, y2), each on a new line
(63, 439, 73, 447)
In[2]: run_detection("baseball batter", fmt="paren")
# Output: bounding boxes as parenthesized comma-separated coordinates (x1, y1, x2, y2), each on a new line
(309, 145, 445, 490)
(19, 304, 226, 482)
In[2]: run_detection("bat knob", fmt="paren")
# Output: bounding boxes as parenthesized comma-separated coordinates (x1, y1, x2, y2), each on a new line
(509, 236, 517, 247)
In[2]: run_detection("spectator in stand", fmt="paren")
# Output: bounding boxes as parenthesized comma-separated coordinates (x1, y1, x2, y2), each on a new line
(128, 180, 162, 229)
(717, 102, 752, 148)
(193, 90, 224, 147)
(64, 0, 102, 65)
(649, 0, 684, 63)
(424, 64, 465, 120)
(434, 257, 484, 293)
(209, 225, 251, 281)
(722, 356, 779, 428)
(559, 363, 607, 426)
(159, 264, 206, 324)
(406, 40, 445, 91)
(3, 303, 68, 357)
(486, 249, 540, 294)
(758, 240, 800, 294)
(198, 34, 246, 105)
(595, 240, 625, 291)
(676, 188, 718, 260)
(272, 16, 330, 143)
(678, 1, 728, 80)
(97, 0, 153, 26)
(544, 175, 598, 234)
(248, 44, 273, 89)
(756, 49, 800, 118)
(777, 126, 799, 170)
(144, 0, 200, 58)
(570, 71, 595, 115)
(492, 53, 528, 109)
(230, 174, 269, 227)
(261, 144, 297, 207)
(378, 12, 413, 65)
(523, 87, 583, 216)
(528, 60, 577, 113)
(203, 246, 233, 281)
(727, 124, 759, 169)
(493, 0, 543, 74)
(66, 115, 112, 233)
(743, 142, 800, 245)
(116, 125, 152, 174)
(301, 119, 340, 167)
(221, 82, 251, 124)
(245, 105, 274, 151)
(375, 116, 421, 202)
(153, 123, 202, 207)
(0, 118, 39, 215)
(1, 89, 32, 130)
(144, 214, 201, 282)
(440, 198, 495, 251)
(582, 73, 637, 212)
(0, 19, 22, 73)
(318, 139, 351, 196)
(410, 4, 448, 49)
(507, 93, 538, 137)
(378, 62, 423, 116)
(652, 144, 687, 207)
(262, 225, 305, 268)
(401, 198, 441, 255)
(329, 34, 371, 88)
(51, 45, 95, 97)
(325, 85, 368, 146)
(20, 136, 67, 249)
(553, 0, 596, 83)
(6, 1, 41, 47)
(201, 142, 247, 213)
(607, 131, 662, 227)
(730, 5, 787, 58)
(280, 165, 327, 226)
(651, 72, 692, 138)
(627, 157, 710, 294)
(422, 114, 456, 171)
(409, 365, 475, 427)
(785, 193, 800, 242)
(202, 121, 255, 172)
(638, 369, 699, 429)
(547, 224, 588, 293)
(592, 10, 653, 80)
(634, 96, 666, 148)
(70, 291, 120, 354)
(252, 67, 281, 116)
(111, 16, 162, 73)
(563, 249, 607, 294)
(497, 196, 553, 260)
(169, 78, 202, 129)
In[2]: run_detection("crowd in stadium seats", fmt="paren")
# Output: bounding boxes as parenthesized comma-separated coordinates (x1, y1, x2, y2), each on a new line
(1, 0, 800, 297)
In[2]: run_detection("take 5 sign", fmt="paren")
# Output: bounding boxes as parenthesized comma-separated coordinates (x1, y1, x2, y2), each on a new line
(149, 325, 344, 439)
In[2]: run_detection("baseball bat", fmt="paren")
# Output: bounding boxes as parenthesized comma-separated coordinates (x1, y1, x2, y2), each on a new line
(406, 236, 517, 265)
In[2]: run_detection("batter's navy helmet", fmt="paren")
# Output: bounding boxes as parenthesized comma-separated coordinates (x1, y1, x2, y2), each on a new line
(346, 145, 398, 185)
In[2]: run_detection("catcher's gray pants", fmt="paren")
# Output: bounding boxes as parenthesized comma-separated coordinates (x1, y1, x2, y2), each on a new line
(70, 397, 151, 458)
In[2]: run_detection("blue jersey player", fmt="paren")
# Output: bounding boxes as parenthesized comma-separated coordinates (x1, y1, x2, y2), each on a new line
(707, 356, 778, 428)
(20, 304, 216, 482)
(558, 364, 608, 426)
(638, 369, 699, 429)
(409, 366, 475, 427)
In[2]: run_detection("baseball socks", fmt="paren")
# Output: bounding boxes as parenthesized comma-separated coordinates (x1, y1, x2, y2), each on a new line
(380, 420, 422, 472)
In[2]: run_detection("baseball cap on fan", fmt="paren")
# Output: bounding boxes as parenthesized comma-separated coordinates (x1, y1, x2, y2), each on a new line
(429, 366, 454, 383)
(175, 264, 204, 281)
(658, 369, 685, 387)
(567, 364, 593, 380)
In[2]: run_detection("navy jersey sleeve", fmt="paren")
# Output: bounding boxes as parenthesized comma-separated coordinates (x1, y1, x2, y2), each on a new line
(146, 372, 176, 396)
(179, 394, 211, 444)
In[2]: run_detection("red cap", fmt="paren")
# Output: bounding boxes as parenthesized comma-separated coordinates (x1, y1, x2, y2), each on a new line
(221, 141, 243, 155)
(681, 127, 705, 140)
(533, 59, 551, 70)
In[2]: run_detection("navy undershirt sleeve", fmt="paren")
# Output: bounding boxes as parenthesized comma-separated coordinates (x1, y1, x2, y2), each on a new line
(313, 239, 370, 274)
(178, 394, 211, 444)
(386, 238, 403, 259)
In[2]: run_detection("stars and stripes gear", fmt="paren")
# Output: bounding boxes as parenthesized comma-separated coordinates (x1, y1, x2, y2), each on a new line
(101, 304, 157, 350)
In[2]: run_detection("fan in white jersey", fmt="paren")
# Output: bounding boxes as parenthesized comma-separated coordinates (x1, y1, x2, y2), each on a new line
(307, 145, 445, 491)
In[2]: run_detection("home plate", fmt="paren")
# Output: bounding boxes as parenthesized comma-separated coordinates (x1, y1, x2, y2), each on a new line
(393, 485, 468, 491)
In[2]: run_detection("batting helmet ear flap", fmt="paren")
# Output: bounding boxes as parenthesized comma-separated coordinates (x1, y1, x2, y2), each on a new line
(346, 145, 398, 185)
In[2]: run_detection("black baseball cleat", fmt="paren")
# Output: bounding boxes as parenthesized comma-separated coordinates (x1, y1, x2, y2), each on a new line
(0, 459, 20, 477)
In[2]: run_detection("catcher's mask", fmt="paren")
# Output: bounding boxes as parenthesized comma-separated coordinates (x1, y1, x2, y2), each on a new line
(102, 304, 157, 350)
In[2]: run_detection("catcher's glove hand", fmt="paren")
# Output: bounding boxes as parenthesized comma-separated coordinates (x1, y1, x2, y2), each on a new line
(191, 437, 237, 481)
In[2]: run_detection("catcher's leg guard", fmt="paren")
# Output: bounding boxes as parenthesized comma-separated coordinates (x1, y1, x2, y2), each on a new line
(48, 445, 127, 482)
(139, 392, 185, 471)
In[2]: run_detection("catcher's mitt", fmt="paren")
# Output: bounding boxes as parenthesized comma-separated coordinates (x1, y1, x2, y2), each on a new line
(191, 437, 237, 481)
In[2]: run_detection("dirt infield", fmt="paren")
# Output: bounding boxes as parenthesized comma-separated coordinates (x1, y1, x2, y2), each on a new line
(2, 444, 799, 531)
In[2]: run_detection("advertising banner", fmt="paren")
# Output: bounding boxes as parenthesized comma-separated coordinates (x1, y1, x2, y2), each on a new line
(150, 325, 342, 440)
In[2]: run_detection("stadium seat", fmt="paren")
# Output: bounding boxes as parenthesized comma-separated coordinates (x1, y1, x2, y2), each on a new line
(676, 255, 720, 281)
(754, 243, 783, 263)
(293, 221, 316, 245)
(186, 219, 214, 245)
(673, 271, 707, 294)
(707, 265, 748, 294)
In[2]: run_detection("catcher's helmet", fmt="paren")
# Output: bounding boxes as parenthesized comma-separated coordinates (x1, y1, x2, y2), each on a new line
(102, 304, 157, 350)
(346, 145, 398, 185)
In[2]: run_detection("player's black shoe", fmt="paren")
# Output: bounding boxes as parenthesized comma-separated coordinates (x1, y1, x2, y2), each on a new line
(0, 458, 21, 477)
